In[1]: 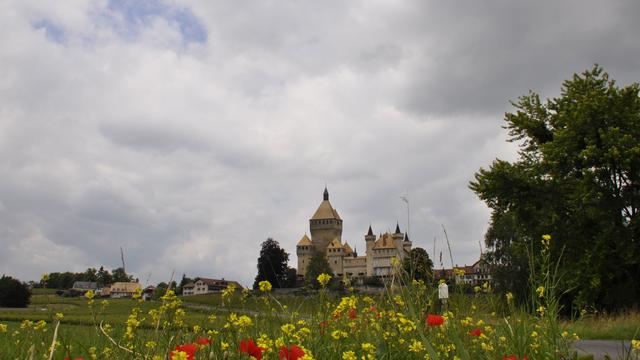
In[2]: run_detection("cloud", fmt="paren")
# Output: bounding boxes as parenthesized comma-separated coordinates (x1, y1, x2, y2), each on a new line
(0, 0, 638, 286)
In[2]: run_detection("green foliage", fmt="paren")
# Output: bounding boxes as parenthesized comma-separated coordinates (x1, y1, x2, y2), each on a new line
(253, 238, 290, 289)
(0, 275, 31, 308)
(402, 247, 434, 285)
(44, 267, 131, 289)
(304, 250, 333, 289)
(470, 65, 640, 311)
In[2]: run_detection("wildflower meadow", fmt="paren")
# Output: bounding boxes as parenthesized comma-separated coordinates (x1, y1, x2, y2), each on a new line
(1, 235, 639, 359)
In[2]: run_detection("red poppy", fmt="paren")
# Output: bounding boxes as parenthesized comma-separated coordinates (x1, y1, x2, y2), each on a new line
(64, 358, 84, 360)
(502, 356, 528, 360)
(469, 328, 482, 336)
(196, 337, 212, 345)
(279, 344, 305, 360)
(369, 306, 377, 312)
(348, 308, 357, 319)
(426, 314, 444, 326)
(170, 344, 197, 360)
(239, 338, 265, 360)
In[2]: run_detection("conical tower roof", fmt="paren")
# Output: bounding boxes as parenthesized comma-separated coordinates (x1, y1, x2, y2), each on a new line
(311, 188, 341, 220)
(297, 234, 312, 246)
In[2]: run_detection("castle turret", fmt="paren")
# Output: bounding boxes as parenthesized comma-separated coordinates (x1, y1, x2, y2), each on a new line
(309, 187, 343, 253)
(296, 234, 313, 277)
(403, 233, 412, 254)
(392, 222, 405, 256)
(365, 225, 376, 276)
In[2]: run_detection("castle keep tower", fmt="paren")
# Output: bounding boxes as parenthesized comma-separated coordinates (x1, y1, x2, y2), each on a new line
(309, 187, 342, 253)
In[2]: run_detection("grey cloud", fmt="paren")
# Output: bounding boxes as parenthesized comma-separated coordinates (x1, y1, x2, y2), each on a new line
(0, 0, 638, 286)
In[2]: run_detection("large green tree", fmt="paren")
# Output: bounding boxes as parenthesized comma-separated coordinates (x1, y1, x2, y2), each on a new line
(253, 238, 290, 289)
(470, 66, 640, 311)
(402, 247, 434, 285)
(0, 276, 31, 308)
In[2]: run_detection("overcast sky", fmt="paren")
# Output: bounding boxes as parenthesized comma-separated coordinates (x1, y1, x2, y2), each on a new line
(1, 1, 639, 287)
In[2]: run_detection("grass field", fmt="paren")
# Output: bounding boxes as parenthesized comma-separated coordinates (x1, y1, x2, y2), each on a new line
(1, 286, 639, 359)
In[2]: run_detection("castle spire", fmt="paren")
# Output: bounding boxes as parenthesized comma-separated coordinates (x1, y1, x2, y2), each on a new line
(367, 224, 374, 236)
(395, 222, 401, 234)
(323, 186, 329, 201)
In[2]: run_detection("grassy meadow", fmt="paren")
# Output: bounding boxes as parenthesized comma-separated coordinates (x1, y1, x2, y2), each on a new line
(1, 237, 639, 359)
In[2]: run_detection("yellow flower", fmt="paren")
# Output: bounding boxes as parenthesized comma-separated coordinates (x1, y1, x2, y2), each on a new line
(259, 280, 272, 292)
(342, 351, 357, 360)
(531, 331, 539, 338)
(331, 330, 348, 340)
(146, 341, 157, 349)
(0, 324, 7, 333)
(409, 339, 425, 353)
(317, 273, 331, 287)
(536, 306, 546, 316)
(88, 346, 97, 360)
(361, 342, 376, 354)
(542, 234, 551, 248)
(171, 351, 188, 360)
(473, 285, 481, 293)
(505, 292, 514, 302)
(55, 313, 64, 321)
(85, 289, 95, 300)
(220, 341, 229, 350)
(631, 339, 639, 350)
(41, 273, 49, 282)
(281, 323, 295, 335)
(536, 286, 544, 298)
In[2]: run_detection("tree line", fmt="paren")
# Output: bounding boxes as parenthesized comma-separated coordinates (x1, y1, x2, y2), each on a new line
(42, 266, 134, 289)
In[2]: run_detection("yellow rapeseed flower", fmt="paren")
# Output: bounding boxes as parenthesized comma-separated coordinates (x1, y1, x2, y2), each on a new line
(536, 286, 544, 298)
(221, 341, 229, 350)
(317, 273, 331, 287)
(281, 323, 295, 335)
(631, 339, 639, 350)
(85, 289, 95, 300)
(171, 351, 188, 360)
(342, 351, 357, 360)
(361, 342, 376, 354)
(331, 330, 348, 340)
(259, 280, 272, 292)
(0, 323, 7, 333)
(409, 339, 425, 353)
(506, 292, 514, 302)
(542, 234, 551, 248)
(55, 313, 64, 321)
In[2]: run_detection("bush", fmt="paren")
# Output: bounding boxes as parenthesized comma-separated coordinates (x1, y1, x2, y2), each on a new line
(0, 275, 31, 308)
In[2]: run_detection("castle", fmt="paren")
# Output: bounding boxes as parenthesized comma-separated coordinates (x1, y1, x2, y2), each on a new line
(296, 188, 412, 279)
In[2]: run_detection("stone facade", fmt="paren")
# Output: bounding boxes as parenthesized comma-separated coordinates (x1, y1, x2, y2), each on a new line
(296, 188, 412, 280)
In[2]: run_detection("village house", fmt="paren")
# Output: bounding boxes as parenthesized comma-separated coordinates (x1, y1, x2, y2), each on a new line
(182, 278, 243, 296)
(109, 282, 142, 298)
(434, 258, 492, 285)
